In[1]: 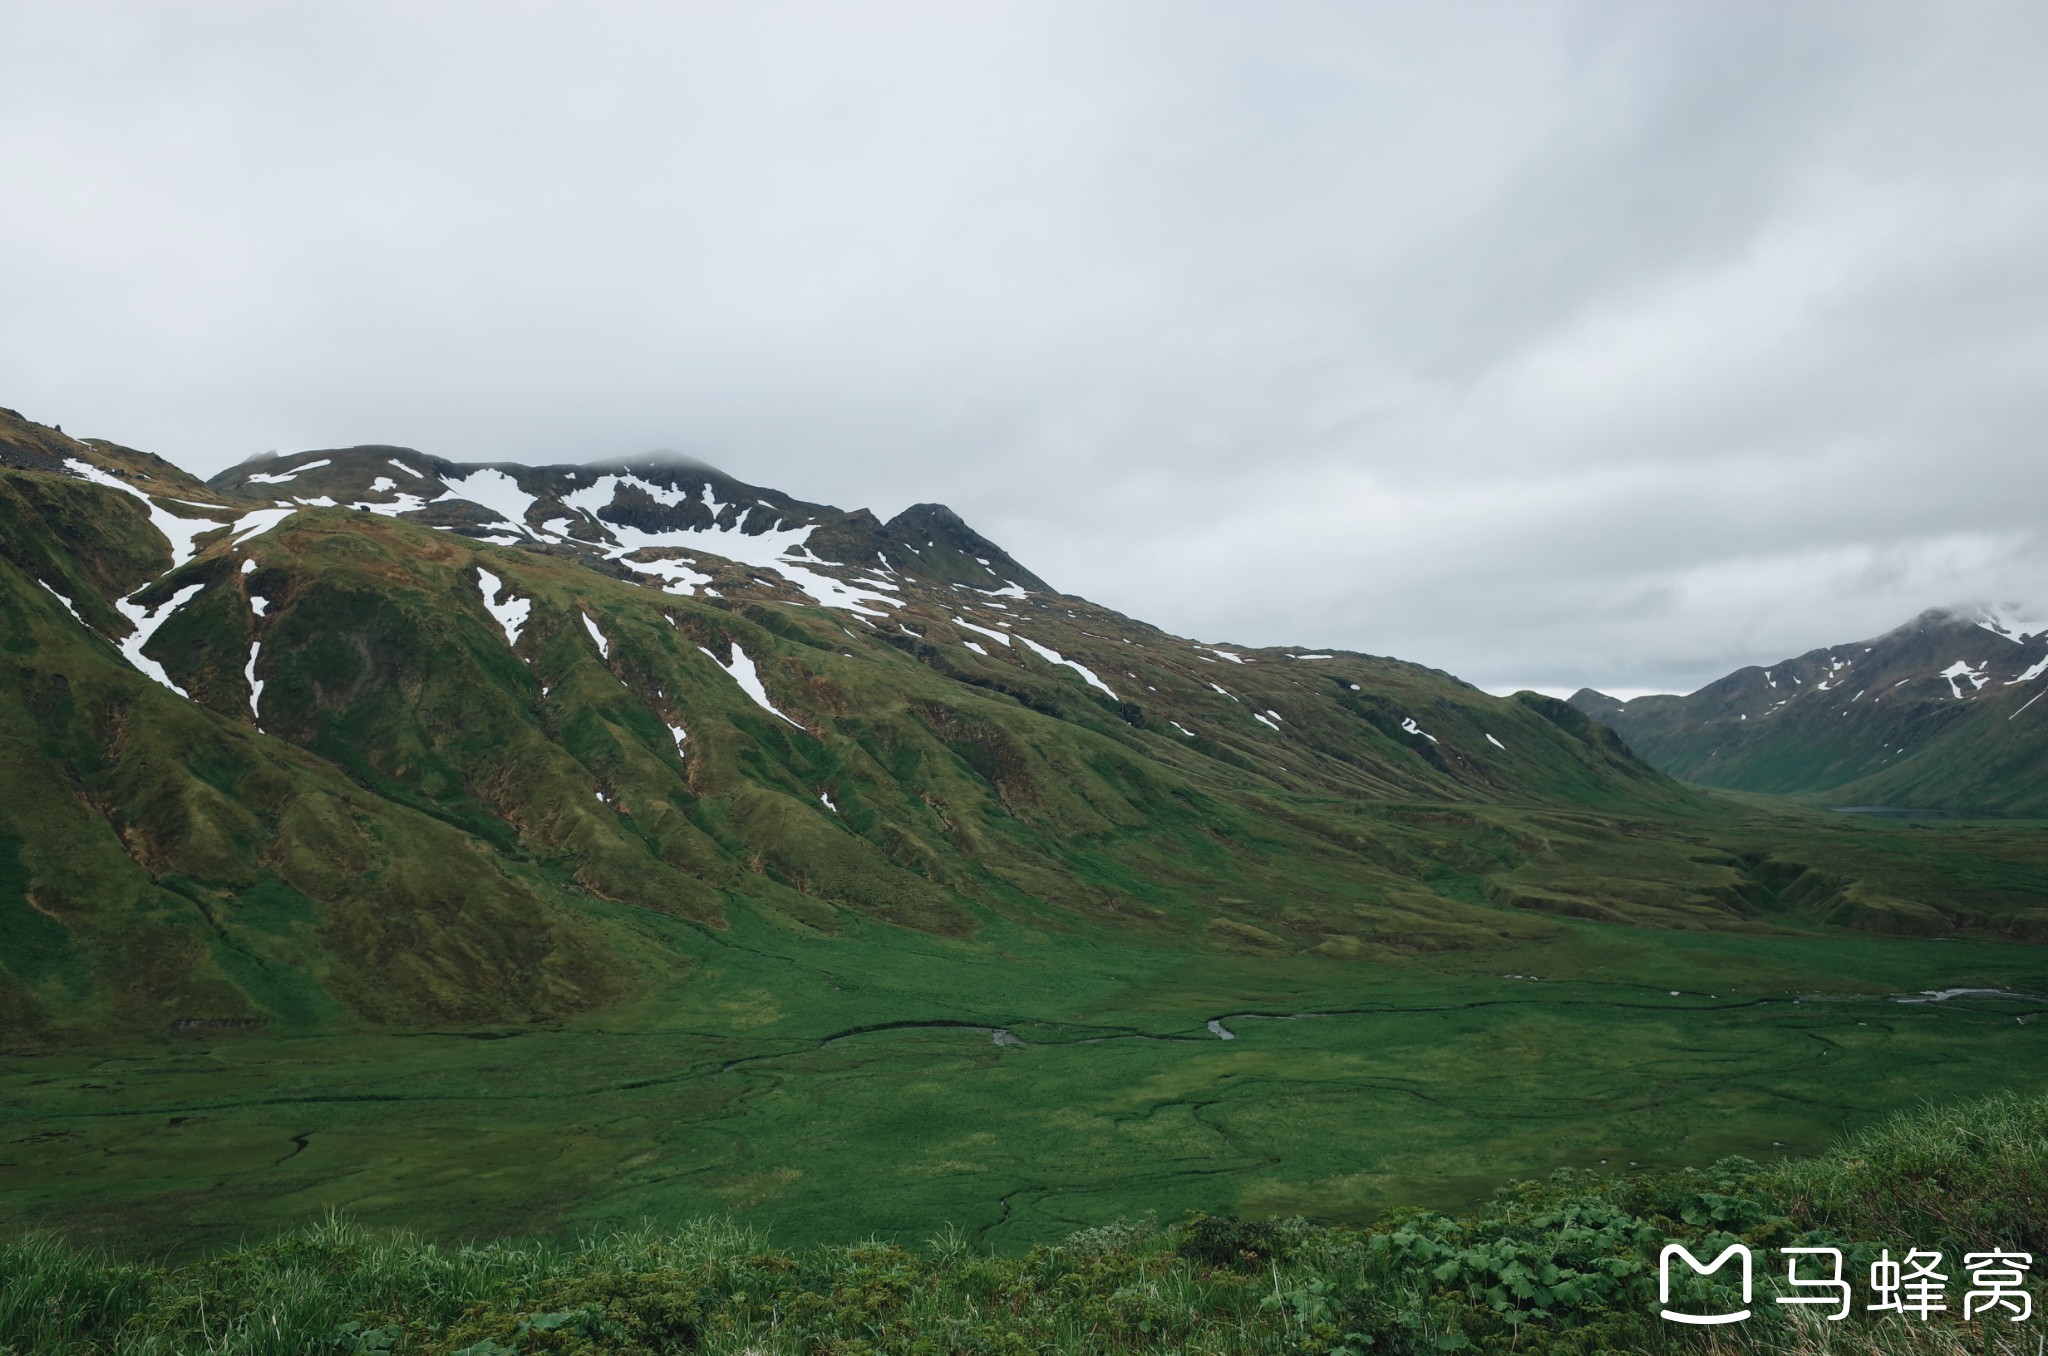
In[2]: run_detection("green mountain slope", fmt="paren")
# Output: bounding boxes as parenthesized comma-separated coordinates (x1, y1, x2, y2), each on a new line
(1572, 606, 2048, 814)
(8, 404, 2048, 1254)
(4, 402, 2046, 1049)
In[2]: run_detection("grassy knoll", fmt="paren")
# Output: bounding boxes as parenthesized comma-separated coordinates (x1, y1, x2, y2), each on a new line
(4, 1090, 2044, 1354)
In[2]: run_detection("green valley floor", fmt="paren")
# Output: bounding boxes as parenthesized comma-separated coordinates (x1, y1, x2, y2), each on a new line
(4, 892, 2043, 1258)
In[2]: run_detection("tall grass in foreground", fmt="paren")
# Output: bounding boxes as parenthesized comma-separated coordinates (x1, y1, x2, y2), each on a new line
(3, 1092, 2044, 1355)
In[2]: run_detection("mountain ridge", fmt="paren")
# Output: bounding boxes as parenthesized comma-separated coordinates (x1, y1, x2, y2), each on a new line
(1572, 604, 2048, 813)
(10, 400, 2046, 1050)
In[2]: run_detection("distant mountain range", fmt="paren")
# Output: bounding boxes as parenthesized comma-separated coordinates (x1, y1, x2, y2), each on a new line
(1572, 606, 2048, 815)
(2, 402, 1706, 1039)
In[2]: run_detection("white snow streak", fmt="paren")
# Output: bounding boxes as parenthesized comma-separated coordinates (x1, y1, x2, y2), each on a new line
(67, 458, 228, 570)
(1939, 660, 1990, 699)
(245, 638, 265, 721)
(698, 642, 805, 727)
(243, 458, 331, 485)
(440, 468, 541, 535)
(476, 568, 530, 647)
(1014, 634, 1119, 699)
(2006, 654, 2048, 685)
(225, 507, 296, 547)
(114, 583, 205, 696)
(1485, 733, 1506, 750)
(37, 579, 84, 624)
(952, 616, 1012, 645)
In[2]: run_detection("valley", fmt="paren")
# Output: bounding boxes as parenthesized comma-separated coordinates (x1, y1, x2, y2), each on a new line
(7, 879, 2045, 1256)
(2, 404, 2046, 1263)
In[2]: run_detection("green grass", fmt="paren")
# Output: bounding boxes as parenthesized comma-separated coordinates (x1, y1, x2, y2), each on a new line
(6, 433, 2048, 1352)
(4, 905, 2043, 1258)
(5, 1091, 2045, 1354)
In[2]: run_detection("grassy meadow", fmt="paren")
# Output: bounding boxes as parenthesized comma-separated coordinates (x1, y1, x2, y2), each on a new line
(4, 874, 2043, 1258)
(5, 1089, 2045, 1354)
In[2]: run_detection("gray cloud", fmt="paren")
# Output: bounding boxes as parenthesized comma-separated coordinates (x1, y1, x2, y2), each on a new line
(4, 0, 2045, 695)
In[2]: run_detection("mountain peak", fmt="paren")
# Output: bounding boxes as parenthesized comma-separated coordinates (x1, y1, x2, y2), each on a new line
(191, 441, 1050, 608)
(1572, 602, 2048, 814)
(877, 502, 1050, 593)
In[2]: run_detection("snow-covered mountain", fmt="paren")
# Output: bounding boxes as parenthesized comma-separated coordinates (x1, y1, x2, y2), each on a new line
(2, 402, 1693, 1036)
(1572, 606, 2048, 814)
(206, 445, 1048, 605)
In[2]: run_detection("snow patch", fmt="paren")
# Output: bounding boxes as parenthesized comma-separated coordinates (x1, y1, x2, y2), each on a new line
(2006, 654, 2048, 686)
(67, 458, 231, 570)
(1939, 660, 1990, 699)
(1974, 607, 2048, 642)
(1014, 634, 1119, 699)
(1485, 733, 1505, 750)
(1170, 720, 1197, 737)
(439, 468, 542, 535)
(1400, 717, 1439, 743)
(243, 457, 332, 485)
(37, 579, 84, 624)
(557, 473, 896, 615)
(225, 507, 296, 547)
(245, 637, 265, 721)
(114, 582, 206, 696)
(698, 641, 805, 727)
(476, 568, 530, 647)
(581, 613, 611, 660)
(952, 616, 1012, 645)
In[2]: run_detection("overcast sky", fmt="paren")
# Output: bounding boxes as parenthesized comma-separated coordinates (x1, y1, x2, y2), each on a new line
(4, 2, 2046, 696)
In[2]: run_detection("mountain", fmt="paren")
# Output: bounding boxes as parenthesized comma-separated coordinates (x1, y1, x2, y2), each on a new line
(1571, 606, 2048, 814)
(10, 400, 2048, 1050)
(12, 403, 2048, 1258)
